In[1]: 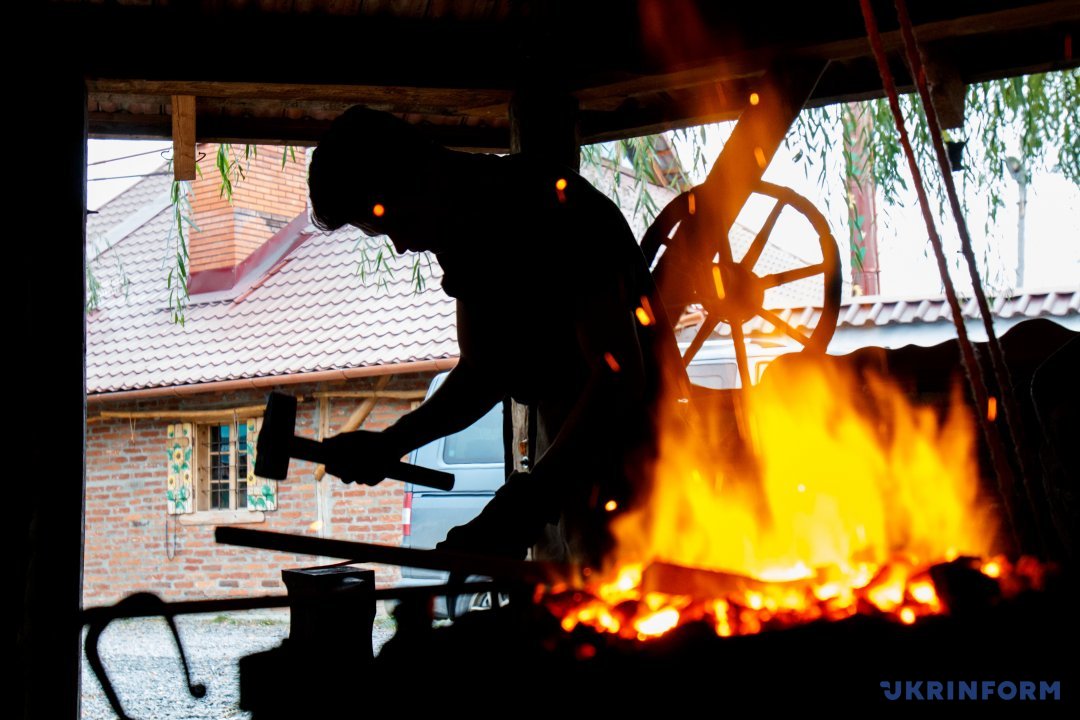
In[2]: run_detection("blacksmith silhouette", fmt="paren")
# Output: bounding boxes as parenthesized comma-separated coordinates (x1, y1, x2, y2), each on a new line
(309, 106, 680, 565)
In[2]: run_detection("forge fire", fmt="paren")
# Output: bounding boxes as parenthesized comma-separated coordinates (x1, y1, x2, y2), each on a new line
(544, 358, 1043, 640)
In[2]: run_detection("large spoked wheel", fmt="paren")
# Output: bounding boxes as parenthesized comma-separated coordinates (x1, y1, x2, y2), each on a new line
(641, 181, 841, 388)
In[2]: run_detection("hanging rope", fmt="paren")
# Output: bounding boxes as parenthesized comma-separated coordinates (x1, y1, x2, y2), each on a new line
(892, 0, 1044, 551)
(857, 0, 1022, 548)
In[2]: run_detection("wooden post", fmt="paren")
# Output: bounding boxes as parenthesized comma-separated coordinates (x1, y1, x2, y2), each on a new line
(172, 95, 197, 181)
(20, 68, 86, 719)
(509, 83, 581, 169)
(922, 44, 967, 131)
(699, 61, 826, 241)
(313, 374, 392, 481)
(507, 81, 581, 473)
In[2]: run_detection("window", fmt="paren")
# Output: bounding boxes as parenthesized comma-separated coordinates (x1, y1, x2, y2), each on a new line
(441, 404, 503, 465)
(166, 417, 276, 517)
(198, 421, 250, 511)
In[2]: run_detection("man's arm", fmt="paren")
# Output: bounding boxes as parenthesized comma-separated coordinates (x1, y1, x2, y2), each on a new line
(323, 299, 503, 484)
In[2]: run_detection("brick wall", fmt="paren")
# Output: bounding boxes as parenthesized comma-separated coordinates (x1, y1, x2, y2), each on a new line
(188, 143, 309, 274)
(83, 372, 435, 605)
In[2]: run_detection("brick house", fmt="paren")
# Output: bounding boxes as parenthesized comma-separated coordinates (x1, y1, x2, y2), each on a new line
(84, 145, 459, 604)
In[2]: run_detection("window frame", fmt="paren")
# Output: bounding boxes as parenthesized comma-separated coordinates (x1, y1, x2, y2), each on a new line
(195, 418, 252, 513)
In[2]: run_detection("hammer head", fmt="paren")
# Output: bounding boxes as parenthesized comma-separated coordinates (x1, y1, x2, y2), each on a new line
(255, 392, 297, 480)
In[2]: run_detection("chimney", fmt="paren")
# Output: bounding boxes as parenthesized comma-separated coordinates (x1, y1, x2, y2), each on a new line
(188, 143, 308, 277)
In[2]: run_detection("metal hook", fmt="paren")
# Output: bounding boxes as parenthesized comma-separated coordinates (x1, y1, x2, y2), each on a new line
(84, 593, 206, 720)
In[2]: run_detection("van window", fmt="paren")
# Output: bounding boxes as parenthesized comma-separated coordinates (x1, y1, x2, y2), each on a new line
(442, 405, 503, 464)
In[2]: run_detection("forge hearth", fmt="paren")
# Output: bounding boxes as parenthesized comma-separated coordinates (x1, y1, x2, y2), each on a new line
(236, 569, 1069, 716)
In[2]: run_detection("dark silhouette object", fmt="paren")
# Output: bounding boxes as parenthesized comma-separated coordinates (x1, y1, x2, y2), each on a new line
(254, 391, 454, 489)
(309, 106, 683, 565)
(85, 593, 206, 720)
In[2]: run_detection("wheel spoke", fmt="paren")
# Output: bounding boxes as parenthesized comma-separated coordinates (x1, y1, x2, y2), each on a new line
(757, 307, 811, 345)
(760, 263, 825, 288)
(730, 322, 753, 390)
(741, 199, 785, 271)
(682, 313, 722, 367)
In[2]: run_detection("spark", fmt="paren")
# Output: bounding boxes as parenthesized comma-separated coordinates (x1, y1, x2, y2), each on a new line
(635, 307, 653, 326)
(555, 178, 568, 191)
(605, 500, 618, 512)
(753, 147, 767, 169)
(688, 192, 696, 215)
(372, 203, 385, 218)
(987, 396, 998, 421)
(712, 266, 726, 299)
(603, 352, 621, 372)
(749, 92, 760, 106)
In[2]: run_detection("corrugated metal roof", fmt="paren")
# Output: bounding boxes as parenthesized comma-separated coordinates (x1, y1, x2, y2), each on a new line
(679, 288, 1080, 343)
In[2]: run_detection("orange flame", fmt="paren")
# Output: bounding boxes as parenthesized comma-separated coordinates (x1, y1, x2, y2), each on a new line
(548, 357, 1000, 640)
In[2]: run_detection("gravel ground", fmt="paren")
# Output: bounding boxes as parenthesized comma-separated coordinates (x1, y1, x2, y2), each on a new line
(80, 609, 398, 720)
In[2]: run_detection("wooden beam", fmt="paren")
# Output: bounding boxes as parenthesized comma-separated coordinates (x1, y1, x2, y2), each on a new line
(698, 61, 827, 236)
(311, 390, 427, 400)
(171, 95, 196, 181)
(92, 404, 267, 423)
(89, 112, 511, 151)
(90, 79, 512, 115)
(574, 2, 1079, 108)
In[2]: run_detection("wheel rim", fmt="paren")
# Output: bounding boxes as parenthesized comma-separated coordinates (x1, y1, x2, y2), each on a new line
(644, 182, 841, 388)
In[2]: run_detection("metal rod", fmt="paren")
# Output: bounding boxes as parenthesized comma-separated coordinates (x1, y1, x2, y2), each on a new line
(215, 527, 566, 584)
(80, 581, 509, 625)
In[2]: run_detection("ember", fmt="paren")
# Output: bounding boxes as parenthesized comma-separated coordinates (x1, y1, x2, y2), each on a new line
(544, 358, 1022, 640)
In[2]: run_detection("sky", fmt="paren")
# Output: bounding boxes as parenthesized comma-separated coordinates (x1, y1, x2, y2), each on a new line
(87, 113, 1079, 300)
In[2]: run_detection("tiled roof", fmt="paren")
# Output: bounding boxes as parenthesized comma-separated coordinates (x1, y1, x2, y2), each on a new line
(86, 177, 457, 395)
(87, 169, 172, 245)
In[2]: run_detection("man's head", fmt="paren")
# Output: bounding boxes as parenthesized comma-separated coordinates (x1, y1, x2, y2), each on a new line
(308, 106, 446, 248)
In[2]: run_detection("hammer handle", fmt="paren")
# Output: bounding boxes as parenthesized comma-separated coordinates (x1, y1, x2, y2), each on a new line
(287, 436, 455, 491)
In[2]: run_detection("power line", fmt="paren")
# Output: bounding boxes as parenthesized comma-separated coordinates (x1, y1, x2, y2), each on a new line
(88, 172, 174, 182)
(87, 146, 173, 167)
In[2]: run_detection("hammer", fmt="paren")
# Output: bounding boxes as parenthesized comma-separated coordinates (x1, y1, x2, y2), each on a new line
(255, 392, 454, 491)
